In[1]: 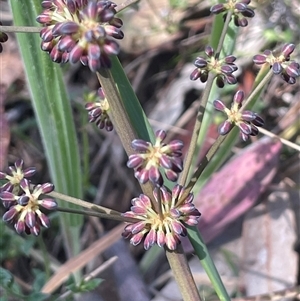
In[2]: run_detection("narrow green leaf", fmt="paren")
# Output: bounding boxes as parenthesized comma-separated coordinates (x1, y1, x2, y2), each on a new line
(9, 0, 83, 257)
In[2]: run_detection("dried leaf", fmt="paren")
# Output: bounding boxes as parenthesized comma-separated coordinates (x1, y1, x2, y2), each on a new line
(195, 137, 282, 243)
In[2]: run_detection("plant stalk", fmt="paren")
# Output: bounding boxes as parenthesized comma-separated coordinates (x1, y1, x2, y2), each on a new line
(165, 244, 202, 301)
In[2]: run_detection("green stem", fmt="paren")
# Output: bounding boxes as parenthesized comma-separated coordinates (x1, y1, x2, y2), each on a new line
(185, 135, 226, 194)
(215, 12, 233, 56)
(179, 12, 233, 187)
(56, 206, 136, 223)
(49, 190, 121, 216)
(179, 74, 215, 186)
(165, 244, 202, 301)
(96, 70, 158, 211)
(187, 225, 231, 301)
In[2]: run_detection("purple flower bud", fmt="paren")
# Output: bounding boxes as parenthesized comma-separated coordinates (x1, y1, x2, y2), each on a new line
(272, 62, 282, 74)
(281, 44, 295, 58)
(23, 167, 36, 178)
(194, 57, 207, 68)
(59, 21, 80, 35)
(213, 99, 227, 111)
(3, 207, 18, 222)
(239, 122, 252, 135)
(159, 155, 172, 169)
(224, 55, 236, 64)
(285, 63, 300, 78)
(18, 195, 30, 206)
(233, 90, 244, 104)
(131, 139, 150, 152)
(218, 120, 233, 135)
(253, 54, 267, 65)
(135, 169, 149, 184)
(0, 191, 16, 202)
(66, 0, 77, 14)
(131, 232, 144, 246)
(235, 2, 247, 11)
(210, 3, 226, 14)
(240, 132, 250, 141)
(241, 110, 256, 121)
(40, 198, 57, 210)
(148, 166, 162, 186)
(252, 115, 264, 127)
(165, 169, 179, 182)
(216, 76, 225, 88)
(144, 229, 157, 250)
(69, 45, 85, 64)
(15, 220, 25, 234)
(25, 211, 36, 228)
(38, 212, 51, 228)
(205, 45, 214, 57)
(241, 8, 255, 18)
(57, 36, 76, 52)
(190, 69, 201, 81)
(167, 140, 184, 152)
(40, 28, 54, 42)
(36, 13, 53, 24)
(30, 224, 40, 236)
(39, 183, 54, 194)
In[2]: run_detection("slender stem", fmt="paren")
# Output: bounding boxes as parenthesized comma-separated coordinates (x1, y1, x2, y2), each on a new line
(56, 206, 136, 223)
(179, 12, 233, 187)
(215, 12, 233, 56)
(165, 244, 202, 301)
(49, 190, 121, 216)
(179, 73, 215, 186)
(116, 0, 140, 12)
(259, 127, 300, 152)
(0, 25, 41, 33)
(96, 70, 158, 211)
(187, 225, 230, 301)
(185, 135, 226, 195)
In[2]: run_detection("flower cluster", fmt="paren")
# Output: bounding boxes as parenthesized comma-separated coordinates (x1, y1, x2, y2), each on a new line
(127, 130, 184, 186)
(210, 0, 255, 27)
(0, 159, 36, 193)
(213, 90, 264, 141)
(0, 160, 57, 235)
(253, 44, 300, 85)
(0, 21, 8, 53)
(36, 0, 124, 71)
(85, 87, 113, 131)
(190, 46, 237, 88)
(122, 185, 201, 250)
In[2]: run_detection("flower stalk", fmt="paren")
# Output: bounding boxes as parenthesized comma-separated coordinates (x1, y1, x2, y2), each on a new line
(165, 244, 202, 301)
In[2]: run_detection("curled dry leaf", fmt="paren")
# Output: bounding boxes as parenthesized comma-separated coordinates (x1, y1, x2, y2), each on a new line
(194, 137, 282, 244)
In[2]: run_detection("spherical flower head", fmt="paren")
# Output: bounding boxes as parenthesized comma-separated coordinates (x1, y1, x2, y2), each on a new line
(122, 185, 201, 250)
(190, 46, 237, 88)
(36, 0, 124, 71)
(0, 159, 36, 195)
(0, 21, 9, 53)
(253, 44, 300, 84)
(127, 130, 184, 186)
(213, 90, 264, 141)
(0, 178, 57, 236)
(85, 87, 113, 131)
(210, 0, 255, 27)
